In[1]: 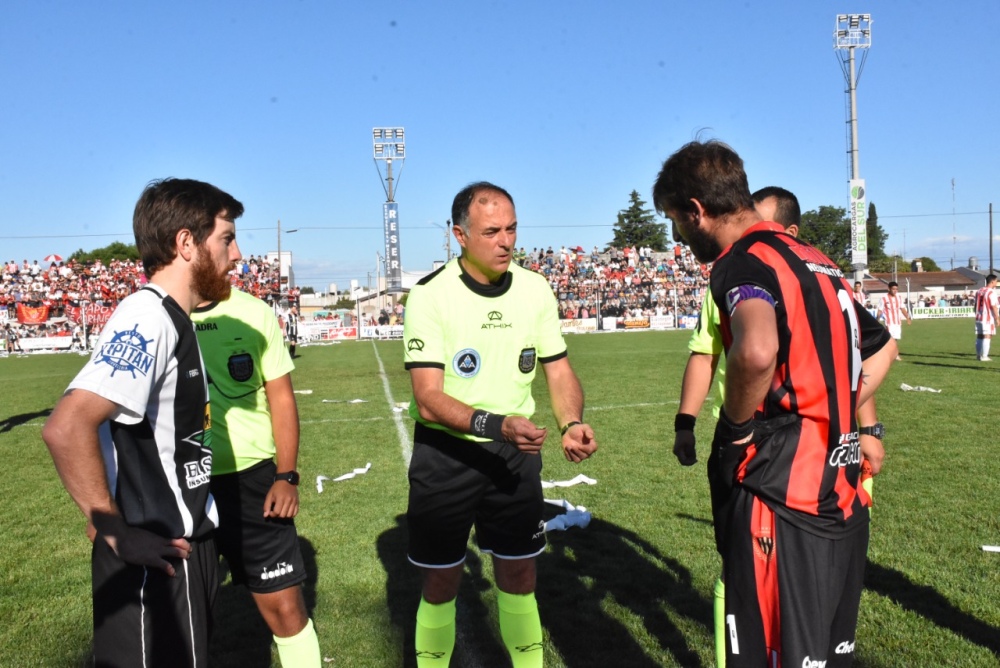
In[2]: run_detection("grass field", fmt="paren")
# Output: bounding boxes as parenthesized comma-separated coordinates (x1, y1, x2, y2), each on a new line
(2, 318, 999, 667)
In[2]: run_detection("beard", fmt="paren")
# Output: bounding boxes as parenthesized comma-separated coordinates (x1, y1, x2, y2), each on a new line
(191, 249, 232, 303)
(683, 222, 723, 264)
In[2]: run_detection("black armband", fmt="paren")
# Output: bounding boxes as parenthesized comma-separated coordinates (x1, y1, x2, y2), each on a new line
(470, 409, 507, 442)
(674, 413, 697, 432)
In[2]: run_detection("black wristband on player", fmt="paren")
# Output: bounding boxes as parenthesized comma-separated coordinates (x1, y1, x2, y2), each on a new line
(470, 409, 507, 442)
(674, 413, 697, 432)
(560, 421, 582, 436)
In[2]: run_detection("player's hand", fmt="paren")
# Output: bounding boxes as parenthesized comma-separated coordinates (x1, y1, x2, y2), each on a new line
(561, 423, 597, 463)
(86, 520, 97, 543)
(673, 430, 697, 466)
(859, 434, 884, 475)
(264, 481, 300, 519)
(94, 515, 192, 577)
(501, 416, 547, 454)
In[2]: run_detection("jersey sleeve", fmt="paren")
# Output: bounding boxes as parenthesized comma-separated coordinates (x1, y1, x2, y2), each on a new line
(688, 289, 724, 355)
(710, 246, 780, 320)
(259, 303, 295, 381)
(403, 284, 445, 369)
(535, 276, 567, 362)
(68, 298, 178, 425)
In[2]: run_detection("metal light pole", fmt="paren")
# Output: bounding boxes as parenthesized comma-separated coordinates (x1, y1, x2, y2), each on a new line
(373, 127, 405, 293)
(835, 13, 872, 282)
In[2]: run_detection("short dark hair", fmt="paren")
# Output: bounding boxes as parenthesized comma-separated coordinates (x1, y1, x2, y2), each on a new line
(133, 178, 243, 278)
(652, 140, 754, 220)
(451, 182, 514, 234)
(987, 273, 998, 283)
(888, 281, 899, 288)
(752, 186, 801, 229)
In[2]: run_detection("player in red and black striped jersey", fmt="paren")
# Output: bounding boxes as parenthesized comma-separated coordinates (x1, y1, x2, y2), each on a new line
(654, 140, 896, 668)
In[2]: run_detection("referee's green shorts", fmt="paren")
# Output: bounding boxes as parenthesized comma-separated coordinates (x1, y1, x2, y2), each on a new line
(407, 423, 546, 567)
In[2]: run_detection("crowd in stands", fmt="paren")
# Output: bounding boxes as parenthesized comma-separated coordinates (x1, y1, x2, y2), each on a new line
(516, 244, 711, 320)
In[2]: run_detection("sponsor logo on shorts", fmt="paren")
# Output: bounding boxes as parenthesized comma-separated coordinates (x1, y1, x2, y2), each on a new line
(227, 352, 254, 382)
(407, 337, 425, 351)
(801, 657, 827, 668)
(532, 520, 545, 540)
(260, 561, 295, 581)
(518, 347, 536, 373)
(453, 348, 481, 377)
(835, 641, 855, 654)
(96, 324, 155, 378)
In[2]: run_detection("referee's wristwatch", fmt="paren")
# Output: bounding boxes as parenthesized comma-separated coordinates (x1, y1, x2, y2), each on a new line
(858, 422, 885, 440)
(273, 470, 300, 486)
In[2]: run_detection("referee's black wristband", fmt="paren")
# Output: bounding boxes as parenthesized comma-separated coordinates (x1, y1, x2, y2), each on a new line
(674, 413, 697, 432)
(470, 409, 507, 442)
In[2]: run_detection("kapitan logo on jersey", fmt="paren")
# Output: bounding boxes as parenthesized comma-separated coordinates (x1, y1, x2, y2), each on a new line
(96, 323, 155, 378)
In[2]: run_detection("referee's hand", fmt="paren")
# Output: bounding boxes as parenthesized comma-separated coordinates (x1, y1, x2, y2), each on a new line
(264, 481, 300, 519)
(562, 423, 597, 463)
(501, 416, 547, 454)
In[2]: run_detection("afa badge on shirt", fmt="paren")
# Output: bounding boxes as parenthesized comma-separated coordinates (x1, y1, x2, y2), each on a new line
(453, 348, 481, 378)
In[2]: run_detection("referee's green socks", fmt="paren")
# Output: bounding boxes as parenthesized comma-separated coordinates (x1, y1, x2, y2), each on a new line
(415, 597, 456, 666)
(714, 577, 726, 668)
(273, 618, 321, 667)
(497, 591, 543, 668)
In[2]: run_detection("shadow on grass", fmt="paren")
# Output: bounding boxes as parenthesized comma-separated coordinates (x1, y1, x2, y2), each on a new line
(906, 360, 999, 372)
(865, 559, 1000, 658)
(675, 512, 714, 528)
(377, 512, 712, 667)
(0, 407, 51, 433)
(209, 537, 319, 667)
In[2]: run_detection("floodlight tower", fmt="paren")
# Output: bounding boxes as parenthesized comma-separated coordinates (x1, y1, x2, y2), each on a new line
(373, 127, 406, 293)
(834, 13, 872, 282)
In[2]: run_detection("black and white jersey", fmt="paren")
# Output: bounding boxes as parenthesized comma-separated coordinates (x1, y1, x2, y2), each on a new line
(69, 284, 218, 539)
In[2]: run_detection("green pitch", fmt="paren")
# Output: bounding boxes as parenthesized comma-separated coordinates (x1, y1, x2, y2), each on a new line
(1, 319, 998, 666)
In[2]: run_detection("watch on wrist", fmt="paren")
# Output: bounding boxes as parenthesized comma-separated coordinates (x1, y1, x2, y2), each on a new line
(274, 470, 300, 486)
(858, 422, 885, 440)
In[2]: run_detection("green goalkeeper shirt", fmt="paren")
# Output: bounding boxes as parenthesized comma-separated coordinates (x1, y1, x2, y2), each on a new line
(403, 258, 567, 442)
(192, 289, 294, 474)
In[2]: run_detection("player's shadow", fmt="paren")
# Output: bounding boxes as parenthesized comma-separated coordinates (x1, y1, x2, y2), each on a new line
(906, 360, 999, 372)
(209, 537, 319, 667)
(376, 512, 713, 668)
(864, 559, 1000, 657)
(0, 407, 51, 433)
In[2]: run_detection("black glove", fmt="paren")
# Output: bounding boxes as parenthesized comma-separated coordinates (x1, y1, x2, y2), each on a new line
(711, 409, 756, 491)
(673, 414, 698, 466)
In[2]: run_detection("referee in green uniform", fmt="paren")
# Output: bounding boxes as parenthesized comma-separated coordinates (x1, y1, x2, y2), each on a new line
(403, 182, 598, 668)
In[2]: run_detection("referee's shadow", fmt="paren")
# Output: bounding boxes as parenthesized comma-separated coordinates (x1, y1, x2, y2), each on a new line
(377, 512, 713, 667)
(208, 537, 319, 667)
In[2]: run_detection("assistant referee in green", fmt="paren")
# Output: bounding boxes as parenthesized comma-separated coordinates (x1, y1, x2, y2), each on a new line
(403, 181, 598, 668)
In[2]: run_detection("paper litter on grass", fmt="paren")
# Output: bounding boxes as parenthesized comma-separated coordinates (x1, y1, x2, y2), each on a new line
(541, 473, 597, 489)
(543, 498, 592, 532)
(293, 390, 313, 395)
(320, 398, 369, 403)
(982, 545, 1000, 553)
(900, 383, 942, 393)
(316, 462, 372, 492)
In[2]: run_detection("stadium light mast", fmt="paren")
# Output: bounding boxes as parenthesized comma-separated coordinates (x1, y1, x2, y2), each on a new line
(373, 127, 405, 294)
(834, 13, 872, 282)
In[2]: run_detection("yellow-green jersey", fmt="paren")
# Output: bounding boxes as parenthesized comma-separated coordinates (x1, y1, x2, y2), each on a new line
(688, 289, 725, 417)
(403, 258, 567, 442)
(192, 289, 294, 474)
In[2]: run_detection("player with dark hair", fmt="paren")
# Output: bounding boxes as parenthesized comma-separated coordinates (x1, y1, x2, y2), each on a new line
(654, 141, 896, 667)
(975, 273, 999, 361)
(403, 181, 597, 667)
(43, 178, 243, 667)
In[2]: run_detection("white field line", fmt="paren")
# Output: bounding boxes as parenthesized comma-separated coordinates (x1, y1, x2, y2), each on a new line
(370, 341, 413, 467)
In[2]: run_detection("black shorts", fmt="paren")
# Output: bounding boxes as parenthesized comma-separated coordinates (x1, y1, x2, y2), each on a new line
(92, 531, 217, 668)
(407, 423, 546, 567)
(723, 488, 868, 668)
(211, 460, 307, 594)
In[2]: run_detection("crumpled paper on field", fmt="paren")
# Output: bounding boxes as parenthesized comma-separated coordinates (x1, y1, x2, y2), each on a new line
(316, 463, 372, 492)
(541, 474, 597, 489)
(900, 383, 941, 393)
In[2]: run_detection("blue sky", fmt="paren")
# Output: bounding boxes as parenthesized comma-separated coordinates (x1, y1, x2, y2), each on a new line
(2, 1, 998, 291)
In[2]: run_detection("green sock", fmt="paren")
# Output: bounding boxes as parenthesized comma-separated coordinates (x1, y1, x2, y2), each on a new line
(273, 618, 321, 668)
(415, 597, 456, 666)
(714, 578, 726, 668)
(497, 591, 543, 668)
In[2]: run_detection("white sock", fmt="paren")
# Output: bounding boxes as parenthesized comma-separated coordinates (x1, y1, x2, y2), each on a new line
(984, 339, 992, 358)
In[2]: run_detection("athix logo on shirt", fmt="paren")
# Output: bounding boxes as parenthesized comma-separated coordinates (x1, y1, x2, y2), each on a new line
(407, 338, 425, 351)
(96, 324, 155, 378)
(453, 348, 481, 377)
(482, 311, 512, 330)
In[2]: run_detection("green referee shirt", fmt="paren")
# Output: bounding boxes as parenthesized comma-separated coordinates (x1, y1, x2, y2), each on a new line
(688, 289, 725, 418)
(403, 258, 567, 441)
(192, 289, 294, 474)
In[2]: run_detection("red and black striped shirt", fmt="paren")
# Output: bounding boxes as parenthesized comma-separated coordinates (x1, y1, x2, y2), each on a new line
(711, 222, 891, 537)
